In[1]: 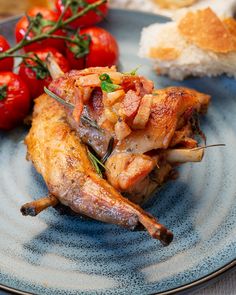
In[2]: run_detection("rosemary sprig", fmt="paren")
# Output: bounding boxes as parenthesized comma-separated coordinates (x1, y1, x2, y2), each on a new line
(190, 111, 206, 144)
(44, 87, 102, 132)
(80, 115, 100, 130)
(101, 137, 114, 163)
(44, 87, 74, 110)
(192, 144, 226, 151)
(0, 0, 107, 61)
(87, 148, 106, 177)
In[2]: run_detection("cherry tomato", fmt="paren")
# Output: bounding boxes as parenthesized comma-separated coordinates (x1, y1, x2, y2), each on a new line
(66, 27, 119, 69)
(55, 0, 108, 28)
(15, 7, 65, 53)
(19, 47, 70, 99)
(0, 72, 30, 130)
(0, 35, 14, 71)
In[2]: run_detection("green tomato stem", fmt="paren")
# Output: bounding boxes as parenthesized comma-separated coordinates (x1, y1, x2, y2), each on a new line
(0, 0, 107, 60)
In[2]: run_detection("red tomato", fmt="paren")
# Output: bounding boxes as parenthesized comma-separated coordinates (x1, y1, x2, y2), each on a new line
(15, 7, 65, 53)
(66, 27, 119, 69)
(19, 47, 70, 99)
(0, 35, 14, 71)
(0, 72, 30, 130)
(55, 0, 108, 28)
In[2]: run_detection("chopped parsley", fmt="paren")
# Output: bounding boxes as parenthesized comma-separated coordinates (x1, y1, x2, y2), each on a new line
(99, 73, 120, 93)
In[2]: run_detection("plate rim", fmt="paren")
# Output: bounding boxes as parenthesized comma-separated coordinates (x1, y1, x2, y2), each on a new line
(0, 259, 235, 295)
(0, 8, 235, 295)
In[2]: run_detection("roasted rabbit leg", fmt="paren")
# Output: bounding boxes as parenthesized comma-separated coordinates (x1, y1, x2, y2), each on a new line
(23, 94, 173, 245)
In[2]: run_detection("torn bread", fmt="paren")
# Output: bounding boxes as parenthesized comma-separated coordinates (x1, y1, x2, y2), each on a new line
(139, 8, 236, 80)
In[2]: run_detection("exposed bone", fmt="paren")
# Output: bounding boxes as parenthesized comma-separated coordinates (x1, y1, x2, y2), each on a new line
(21, 194, 58, 217)
(166, 148, 204, 163)
(46, 53, 64, 80)
(138, 212, 173, 246)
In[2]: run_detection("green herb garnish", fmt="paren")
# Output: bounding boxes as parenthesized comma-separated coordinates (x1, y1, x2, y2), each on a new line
(80, 115, 100, 130)
(44, 87, 75, 109)
(190, 111, 206, 144)
(99, 73, 120, 93)
(87, 148, 106, 177)
(123, 65, 141, 76)
(44, 87, 102, 132)
(192, 144, 226, 151)
(101, 137, 114, 164)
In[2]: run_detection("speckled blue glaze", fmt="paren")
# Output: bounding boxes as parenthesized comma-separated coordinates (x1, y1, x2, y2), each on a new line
(0, 9, 236, 295)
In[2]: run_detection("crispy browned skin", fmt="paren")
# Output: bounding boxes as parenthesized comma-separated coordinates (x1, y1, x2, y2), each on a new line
(48, 67, 210, 204)
(115, 86, 209, 154)
(25, 94, 173, 245)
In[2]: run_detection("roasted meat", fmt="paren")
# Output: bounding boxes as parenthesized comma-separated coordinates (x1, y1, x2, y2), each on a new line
(23, 93, 173, 245)
(22, 64, 210, 244)
(47, 66, 210, 204)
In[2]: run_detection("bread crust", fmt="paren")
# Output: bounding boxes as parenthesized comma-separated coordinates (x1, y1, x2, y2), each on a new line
(178, 8, 236, 53)
(223, 18, 236, 48)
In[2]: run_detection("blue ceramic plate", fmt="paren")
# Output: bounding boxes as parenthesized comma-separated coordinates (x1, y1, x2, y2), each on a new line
(0, 9, 236, 295)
